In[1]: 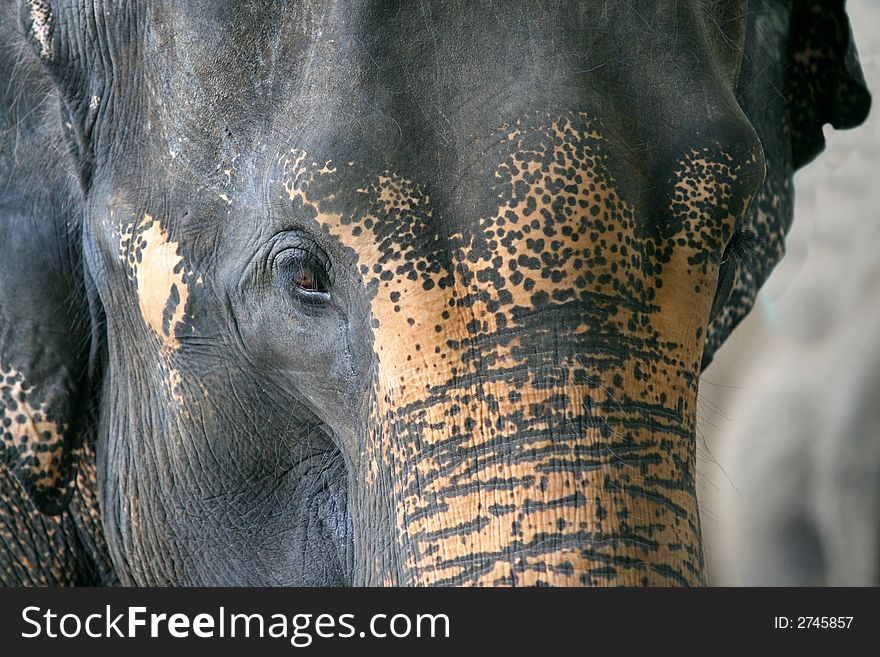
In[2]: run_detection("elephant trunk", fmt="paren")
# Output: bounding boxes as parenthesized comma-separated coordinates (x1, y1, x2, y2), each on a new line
(353, 303, 705, 587)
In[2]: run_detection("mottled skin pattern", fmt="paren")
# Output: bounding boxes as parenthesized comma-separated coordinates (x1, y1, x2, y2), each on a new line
(0, 1, 870, 586)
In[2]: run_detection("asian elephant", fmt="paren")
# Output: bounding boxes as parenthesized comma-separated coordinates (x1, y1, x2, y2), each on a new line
(0, 0, 870, 586)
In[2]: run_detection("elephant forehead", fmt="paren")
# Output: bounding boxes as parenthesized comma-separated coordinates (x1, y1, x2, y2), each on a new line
(279, 111, 738, 373)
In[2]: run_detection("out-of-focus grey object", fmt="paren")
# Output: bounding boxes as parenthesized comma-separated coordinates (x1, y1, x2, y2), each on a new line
(699, 0, 880, 585)
(719, 268, 880, 585)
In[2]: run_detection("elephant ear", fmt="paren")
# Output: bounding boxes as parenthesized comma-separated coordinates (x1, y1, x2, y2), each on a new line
(15, 0, 118, 187)
(701, 0, 871, 369)
(787, 0, 872, 169)
(1, 2, 93, 514)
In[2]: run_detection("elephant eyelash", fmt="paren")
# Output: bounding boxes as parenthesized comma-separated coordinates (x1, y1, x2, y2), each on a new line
(291, 264, 326, 293)
(720, 226, 758, 265)
(289, 260, 331, 305)
(710, 226, 758, 320)
(273, 242, 333, 306)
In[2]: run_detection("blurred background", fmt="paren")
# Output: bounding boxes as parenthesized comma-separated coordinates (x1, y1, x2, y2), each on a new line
(697, 0, 880, 586)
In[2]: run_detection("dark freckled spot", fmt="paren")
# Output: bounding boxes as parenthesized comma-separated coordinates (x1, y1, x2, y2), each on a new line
(531, 291, 550, 306)
(465, 319, 481, 335)
(525, 238, 545, 253)
(390, 291, 400, 303)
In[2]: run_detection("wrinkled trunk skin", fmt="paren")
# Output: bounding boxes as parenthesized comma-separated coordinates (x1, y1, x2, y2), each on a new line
(360, 321, 706, 587)
(283, 111, 761, 586)
(354, 264, 710, 586)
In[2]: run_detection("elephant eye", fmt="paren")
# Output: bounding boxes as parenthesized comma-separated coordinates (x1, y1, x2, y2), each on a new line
(292, 264, 325, 293)
(277, 247, 332, 305)
(290, 261, 330, 304)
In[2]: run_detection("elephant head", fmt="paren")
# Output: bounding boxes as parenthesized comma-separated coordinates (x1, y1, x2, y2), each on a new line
(0, 0, 870, 586)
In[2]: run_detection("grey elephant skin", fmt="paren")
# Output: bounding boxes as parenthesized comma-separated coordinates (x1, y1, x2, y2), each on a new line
(0, 1, 871, 586)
